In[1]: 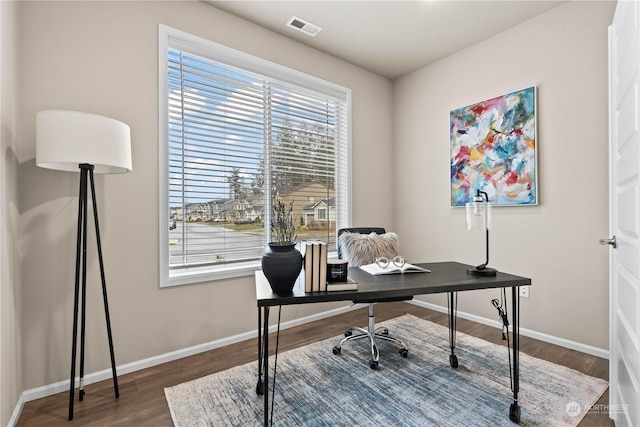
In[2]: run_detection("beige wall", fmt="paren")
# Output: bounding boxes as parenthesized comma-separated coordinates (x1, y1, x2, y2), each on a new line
(5, 0, 618, 418)
(1, 0, 22, 425)
(394, 1, 615, 350)
(17, 0, 394, 392)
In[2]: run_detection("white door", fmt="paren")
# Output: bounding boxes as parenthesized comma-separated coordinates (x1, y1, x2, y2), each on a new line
(608, 2, 640, 425)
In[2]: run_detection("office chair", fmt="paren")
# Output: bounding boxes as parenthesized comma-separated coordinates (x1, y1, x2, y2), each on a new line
(332, 227, 410, 369)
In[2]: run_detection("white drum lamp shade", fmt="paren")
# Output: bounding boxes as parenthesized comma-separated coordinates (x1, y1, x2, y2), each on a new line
(36, 110, 132, 174)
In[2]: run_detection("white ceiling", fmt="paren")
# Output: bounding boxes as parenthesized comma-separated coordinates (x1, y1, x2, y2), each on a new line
(203, 0, 570, 80)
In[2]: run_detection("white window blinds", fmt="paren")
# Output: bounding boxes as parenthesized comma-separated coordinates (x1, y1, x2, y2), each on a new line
(160, 27, 350, 286)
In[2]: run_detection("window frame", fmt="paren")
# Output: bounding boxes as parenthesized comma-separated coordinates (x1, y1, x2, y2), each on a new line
(158, 25, 352, 287)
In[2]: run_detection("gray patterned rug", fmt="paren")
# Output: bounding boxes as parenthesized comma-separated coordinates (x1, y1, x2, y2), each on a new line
(165, 314, 607, 426)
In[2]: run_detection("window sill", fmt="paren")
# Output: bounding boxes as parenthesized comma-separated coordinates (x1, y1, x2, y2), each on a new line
(161, 260, 261, 288)
(160, 250, 339, 288)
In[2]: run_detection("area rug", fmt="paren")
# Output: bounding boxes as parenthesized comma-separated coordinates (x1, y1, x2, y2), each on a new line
(165, 314, 607, 426)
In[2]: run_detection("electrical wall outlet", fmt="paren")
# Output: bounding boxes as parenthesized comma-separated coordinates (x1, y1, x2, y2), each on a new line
(519, 286, 530, 298)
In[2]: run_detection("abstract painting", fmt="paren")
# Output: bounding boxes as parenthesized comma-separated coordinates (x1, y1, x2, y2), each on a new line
(450, 86, 537, 206)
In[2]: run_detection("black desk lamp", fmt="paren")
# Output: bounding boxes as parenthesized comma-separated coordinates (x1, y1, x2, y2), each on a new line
(466, 189, 497, 276)
(36, 110, 132, 420)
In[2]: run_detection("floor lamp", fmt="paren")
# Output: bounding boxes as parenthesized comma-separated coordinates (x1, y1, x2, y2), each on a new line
(36, 110, 132, 421)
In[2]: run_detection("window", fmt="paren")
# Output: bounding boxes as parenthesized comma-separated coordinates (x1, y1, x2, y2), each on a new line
(159, 26, 350, 287)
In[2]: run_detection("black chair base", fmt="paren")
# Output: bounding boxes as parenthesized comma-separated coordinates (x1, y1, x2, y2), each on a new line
(332, 303, 408, 369)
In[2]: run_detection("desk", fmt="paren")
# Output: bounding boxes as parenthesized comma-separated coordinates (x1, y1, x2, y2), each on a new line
(255, 261, 531, 426)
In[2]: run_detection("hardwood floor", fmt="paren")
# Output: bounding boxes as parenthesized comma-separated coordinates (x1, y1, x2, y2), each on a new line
(17, 303, 612, 426)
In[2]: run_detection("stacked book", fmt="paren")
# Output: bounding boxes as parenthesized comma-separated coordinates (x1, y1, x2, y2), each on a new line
(301, 240, 328, 292)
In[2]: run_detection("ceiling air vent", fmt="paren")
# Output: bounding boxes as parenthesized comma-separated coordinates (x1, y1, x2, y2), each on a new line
(286, 16, 322, 37)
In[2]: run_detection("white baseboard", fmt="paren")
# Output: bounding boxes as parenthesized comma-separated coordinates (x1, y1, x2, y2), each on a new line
(19, 304, 360, 405)
(13, 300, 607, 425)
(408, 300, 610, 360)
(7, 394, 24, 427)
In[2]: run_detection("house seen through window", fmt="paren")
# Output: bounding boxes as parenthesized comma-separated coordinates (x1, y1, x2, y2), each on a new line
(159, 26, 350, 286)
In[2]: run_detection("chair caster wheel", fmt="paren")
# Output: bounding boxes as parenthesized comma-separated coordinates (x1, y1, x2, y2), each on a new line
(345, 330, 353, 337)
(369, 360, 378, 370)
(256, 379, 265, 395)
(399, 348, 409, 358)
(509, 403, 521, 423)
(449, 354, 458, 368)
(380, 328, 389, 336)
(332, 346, 341, 355)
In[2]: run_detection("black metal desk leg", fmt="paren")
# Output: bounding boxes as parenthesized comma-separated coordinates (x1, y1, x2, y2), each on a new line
(447, 291, 459, 368)
(509, 286, 521, 423)
(262, 306, 270, 427)
(256, 307, 265, 395)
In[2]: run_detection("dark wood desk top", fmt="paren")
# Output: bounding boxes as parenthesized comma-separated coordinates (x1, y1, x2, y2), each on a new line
(256, 261, 531, 307)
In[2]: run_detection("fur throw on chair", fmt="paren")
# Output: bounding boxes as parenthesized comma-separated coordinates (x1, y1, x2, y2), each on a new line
(338, 232, 399, 267)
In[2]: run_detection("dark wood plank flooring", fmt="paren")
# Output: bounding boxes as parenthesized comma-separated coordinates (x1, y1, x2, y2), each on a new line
(17, 303, 611, 426)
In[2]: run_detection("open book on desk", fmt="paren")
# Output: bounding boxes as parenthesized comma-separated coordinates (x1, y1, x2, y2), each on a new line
(359, 262, 430, 276)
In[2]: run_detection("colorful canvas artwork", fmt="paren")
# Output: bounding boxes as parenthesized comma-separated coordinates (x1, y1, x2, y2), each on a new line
(450, 86, 537, 206)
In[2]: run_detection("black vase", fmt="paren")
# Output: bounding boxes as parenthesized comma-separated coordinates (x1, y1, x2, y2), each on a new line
(261, 242, 303, 296)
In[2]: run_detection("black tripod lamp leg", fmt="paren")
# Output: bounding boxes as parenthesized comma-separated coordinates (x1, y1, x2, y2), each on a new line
(88, 169, 119, 398)
(69, 167, 88, 421)
(79, 203, 88, 402)
(69, 268, 81, 421)
(68, 166, 121, 421)
(79, 167, 91, 402)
